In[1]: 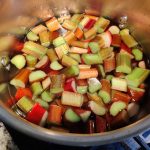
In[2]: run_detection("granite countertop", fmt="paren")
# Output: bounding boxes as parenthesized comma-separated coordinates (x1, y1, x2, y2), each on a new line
(0, 122, 18, 150)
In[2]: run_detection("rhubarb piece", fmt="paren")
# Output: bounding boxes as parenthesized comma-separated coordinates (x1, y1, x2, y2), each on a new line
(110, 110, 129, 128)
(61, 91, 84, 107)
(15, 88, 32, 100)
(104, 57, 116, 73)
(112, 90, 131, 103)
(41, 90, 54, 102)
(70, 40, 89, 49)
(81, 53, 102, 65)
(62, 20, 76, 30)
(127, 102, 140, 117)
(96, 116, 106, 133)
(47, 48, 58, 62)
(47, 105, 63, 125)
(10, 69, 30, 88)
(53, 36, 66, 47)
(74, 108, 91, 122)
(111, 77, 127, 92)
(86, 120, 95, 134)
(29, 70, 46, 82)
(79, 16, 90, 29)
(106, 75, 114, 81)
(110, 101, 127, 116)
(55, 44, 69, 59)
(69, 47, 88, 54)
(64, 78, 76, 92)
(22, 41, 48, 59)
(87, 92, 104, 106)
(64, 108, 80, 123)
(132, 48, 143, 61)
(98, 79, 111, 104)
(84, 26, 97, 39)
(108, 26, 120, 34)
(31, 24, 47, 34)
(94, 17, 110, 31)
(128, 86, 145, 102)
(89, 101, 106, 116)
(116, 52, 132, 74)
(31, 82, 43, 96)
(111, 34, 121, 47)
(88, 42, 100, 53)
(50, 74, 65, 93)
(35, 98, 49, 110)
(88, 78, 101, 93)
(138, 61, 146, 69)
(42, 77, 51, 90)
(121, 34, 138, 48)
(46, 17, 60, 32)
(84, 19, 96, 30)
(62, 55, 78, 67)
(71, 14, 83, 24)
(77, 86, 88, 94)
(69, 53, 81, 63)
(61, 65, 79, 78)
(97, 65, 105, 78)
(25, 55, 37, 68)
(27, 31, 39, 41)
(74, 27, 84, 39)
(11, 55, 26, 69)
(99, 47, 113, 60)
(125, 67, 150, 87)
(64, 31, 76, 44)
(17, 96, 34, 113)
(98, 31, 112, 48)
(120, 29, 130, 36)
(35, 55, 49, 69)
(79, 65, 91, 70)
(76, 79, 88, 86)
(78, 68, 98, 79)
(39, 30, 51, 47)
(50, 60, 63, 70)
(120, 42, 132, 54)
(26, 103, 48, 126)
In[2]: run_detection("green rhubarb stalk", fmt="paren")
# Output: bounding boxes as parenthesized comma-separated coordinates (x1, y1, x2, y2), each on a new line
(61, 65, 79, 78)
(106, 75, 114, 81)
(98, 90, 110, 104)
(132, 48, 143, 61)
(97, 65, 105, 78)
(71, 14, 83, 24)
(53, 36, 66, 47)
(77, 86, 88, 94)
(47, 48, 58, 62)
(25, 55, 37, 68)
(35, 98, 49, 110)
(82, 54, 102, 65)
(88, 42, 100, 53)
(121, 34, 138, 48)
(41, 90, 54, 102)
(27, 31, 39, 41)
(31, 82, 43, 96)
(50, 87, 64, 94)
(120, 29, 129, 36)
(17, 96, 34, 113)
(50, 60, 63, 70)
(88, 78, 101, 93)
(116, 52, 132, 74)
(68, 53, 81, 63)
(126, 67, 150, 87)
(99, 47, 113, 60)
(22, 41, 47, 59)
(64, 108, 80, 123)
(62, 55, 78, 67)
(39, 30, 51, 47)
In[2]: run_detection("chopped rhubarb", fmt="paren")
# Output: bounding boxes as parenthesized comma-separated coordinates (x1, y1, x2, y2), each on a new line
(15, 88, 32, 100)
(64, 78, 76, 92)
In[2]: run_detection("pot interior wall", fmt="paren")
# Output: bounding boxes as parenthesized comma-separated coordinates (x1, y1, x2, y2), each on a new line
(0, 0, 150, 133)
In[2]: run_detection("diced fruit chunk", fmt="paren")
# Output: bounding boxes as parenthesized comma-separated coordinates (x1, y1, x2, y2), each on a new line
(29, 70, 46, 82)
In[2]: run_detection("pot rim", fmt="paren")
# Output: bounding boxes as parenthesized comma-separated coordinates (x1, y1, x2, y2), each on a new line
(0, 101, 149, 146)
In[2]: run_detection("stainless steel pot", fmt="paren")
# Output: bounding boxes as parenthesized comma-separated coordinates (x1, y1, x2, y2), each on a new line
(0, 0, 150, 146)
